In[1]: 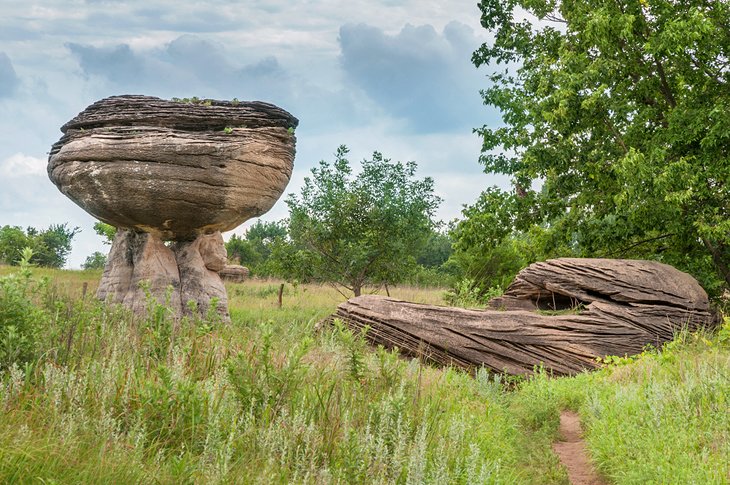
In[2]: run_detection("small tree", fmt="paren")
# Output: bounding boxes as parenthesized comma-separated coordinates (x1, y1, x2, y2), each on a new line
(416, 228, 454, 269)
(83, 251, 107, 270)
(245, 220, 287, 260)
(284, 146, 441, 297)
(31, 223, 79, 268)
(225, 220, 288, 272)
(0, 224, 78, 268)
(0, 226, 32, 265)
(226, 234, 261, 266)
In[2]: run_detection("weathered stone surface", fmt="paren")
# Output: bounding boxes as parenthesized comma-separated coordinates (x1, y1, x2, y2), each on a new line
(490, 258, 710, 312)
(327, 258, 716, 376)
(174, 232, 229, 319)
(219, 265, 250, 283)
(97, 229, 182, 316)
(50, 95, 297, 320)
(98, 229, 230, 319)
(48, 95, 298, 240)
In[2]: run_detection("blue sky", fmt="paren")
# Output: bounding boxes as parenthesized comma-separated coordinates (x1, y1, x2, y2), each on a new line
(0, 0, 507, 267)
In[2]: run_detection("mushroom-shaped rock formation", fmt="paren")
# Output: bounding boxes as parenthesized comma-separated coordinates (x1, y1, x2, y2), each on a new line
(49, 95, 297, 318)
(326, 258, 716, 376)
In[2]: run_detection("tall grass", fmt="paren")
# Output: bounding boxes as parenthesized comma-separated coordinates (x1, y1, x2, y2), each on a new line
(0, 267, 523, 483)
(0, 265, 727, 483)
(508, 326, 730, 484)
(581, 332, 730, 484)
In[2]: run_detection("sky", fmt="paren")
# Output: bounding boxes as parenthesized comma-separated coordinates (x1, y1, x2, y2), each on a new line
(0, 0, 508, 268)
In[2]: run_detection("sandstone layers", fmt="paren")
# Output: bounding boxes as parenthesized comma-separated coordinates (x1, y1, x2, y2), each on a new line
(219, 265, 250, 283)
(48, 95, 297, 318)
(328, 258, 716, 376)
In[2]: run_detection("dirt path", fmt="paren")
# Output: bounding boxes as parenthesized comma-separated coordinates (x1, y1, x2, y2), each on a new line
(552, 411, 608, 485)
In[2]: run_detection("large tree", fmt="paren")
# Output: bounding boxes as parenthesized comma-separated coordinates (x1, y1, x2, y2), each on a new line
(283, 146, 440, 296)
(469, 0, 730, 294)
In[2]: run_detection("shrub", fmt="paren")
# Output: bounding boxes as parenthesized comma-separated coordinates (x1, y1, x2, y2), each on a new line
(0, 248, 48, 368)
(83, 251, 107, 270)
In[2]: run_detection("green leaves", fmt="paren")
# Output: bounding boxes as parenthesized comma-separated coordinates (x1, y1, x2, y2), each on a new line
(93, 222, 116, 245)
(470, 0, 730, 294)
(0, 223, 79, 268)
(225, 220, 288, 275)
(283, 146, 441, 296)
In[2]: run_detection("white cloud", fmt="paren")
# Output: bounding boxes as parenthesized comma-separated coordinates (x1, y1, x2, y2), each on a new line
(338, 21, 492, 133)
(0, 0, 502, 267)
(0, 153, 46, 177)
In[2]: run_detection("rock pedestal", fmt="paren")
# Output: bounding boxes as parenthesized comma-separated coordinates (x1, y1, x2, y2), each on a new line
(97, 229, 229, 318)
(48, 95, 297, 318)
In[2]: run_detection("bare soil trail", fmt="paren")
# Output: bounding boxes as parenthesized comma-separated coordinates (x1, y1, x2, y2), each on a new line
(552, 411, 608, 485)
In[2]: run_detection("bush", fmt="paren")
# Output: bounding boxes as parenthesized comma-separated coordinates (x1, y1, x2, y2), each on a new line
(83, 251, 107, 270)
(443, 279, 502, 308)
(0, 249, 47, 368)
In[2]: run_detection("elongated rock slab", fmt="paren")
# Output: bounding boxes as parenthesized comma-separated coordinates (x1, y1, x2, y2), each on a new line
(328, 259, 716, 376)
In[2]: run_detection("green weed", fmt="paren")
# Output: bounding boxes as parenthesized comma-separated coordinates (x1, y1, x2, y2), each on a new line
(0, 265, 726, 484)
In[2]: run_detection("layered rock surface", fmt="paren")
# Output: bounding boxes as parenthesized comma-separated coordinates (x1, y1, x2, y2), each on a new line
(219, 265, 250, 283)
(327, 258, 716, 376)
(48, 95, 297, 240)
(49, 95, 297, 318)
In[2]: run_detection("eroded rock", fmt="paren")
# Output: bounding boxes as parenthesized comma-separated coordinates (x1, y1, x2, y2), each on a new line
(219, 265, 250, 283)
(174, 232, 229, 319)
(327, 258, 716, 376)
(490, 258, 709, 312)
(98, 229, 230, 320)
(98, 229, 182, 316)
(49, 95, 297, 319)
(48, 95, 297, 241)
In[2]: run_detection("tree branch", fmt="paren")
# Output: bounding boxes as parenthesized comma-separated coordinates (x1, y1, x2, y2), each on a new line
(603, 117, 629, 154)
(545, 13, 567, 24)
(601, 233, 676, 257)
(329, 281, 352, 299)
(702, 238, 730, 287)
(654, 57, 677, 108)
(689, 54, 726, 86)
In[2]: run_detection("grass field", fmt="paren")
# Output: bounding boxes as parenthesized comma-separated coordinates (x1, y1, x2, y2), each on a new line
(0, 265, 728, 484)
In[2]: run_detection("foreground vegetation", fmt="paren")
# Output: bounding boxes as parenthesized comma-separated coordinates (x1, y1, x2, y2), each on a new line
(0, 265, 728, 483)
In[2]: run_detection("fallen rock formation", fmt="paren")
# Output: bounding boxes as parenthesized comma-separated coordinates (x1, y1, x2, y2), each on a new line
(219, 265, 250, 283)
(327, 258, 716, 376)
(49, 95, 297, 318)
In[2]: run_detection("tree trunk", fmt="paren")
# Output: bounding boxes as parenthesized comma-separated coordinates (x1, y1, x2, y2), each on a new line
(702, 238, 730, 287)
